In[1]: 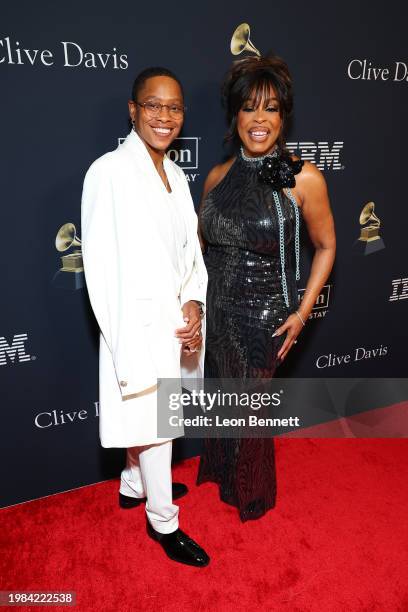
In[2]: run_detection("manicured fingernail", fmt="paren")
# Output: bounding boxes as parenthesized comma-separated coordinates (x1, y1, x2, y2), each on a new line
(272, 331, 278, 337)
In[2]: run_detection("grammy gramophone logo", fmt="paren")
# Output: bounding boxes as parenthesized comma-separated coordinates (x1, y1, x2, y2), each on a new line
(52, 222, 84, 289)
(354, 202, 385, 255)
(230, 23, 261, 57)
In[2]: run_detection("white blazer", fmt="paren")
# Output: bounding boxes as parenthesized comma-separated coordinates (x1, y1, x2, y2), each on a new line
(81, 129, 208, 447)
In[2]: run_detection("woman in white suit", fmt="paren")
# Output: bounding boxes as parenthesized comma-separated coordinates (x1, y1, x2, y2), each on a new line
(81, 67, 209, 567)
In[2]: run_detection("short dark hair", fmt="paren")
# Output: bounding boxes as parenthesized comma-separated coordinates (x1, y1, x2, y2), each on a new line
(131, 66, 184, 101)
(222, 54, 293, 150)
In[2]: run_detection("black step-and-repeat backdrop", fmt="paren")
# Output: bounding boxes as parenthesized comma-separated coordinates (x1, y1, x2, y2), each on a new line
(1, 1, 407, 507)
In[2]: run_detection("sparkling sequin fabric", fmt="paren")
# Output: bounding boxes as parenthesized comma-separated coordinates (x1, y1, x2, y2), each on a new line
(196, 151, 301, 521)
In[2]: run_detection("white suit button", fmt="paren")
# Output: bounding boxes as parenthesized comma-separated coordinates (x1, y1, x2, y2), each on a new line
(120, 381, 128, 387)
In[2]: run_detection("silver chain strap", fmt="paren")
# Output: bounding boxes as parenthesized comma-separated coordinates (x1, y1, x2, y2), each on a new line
(272, 189, 301, 308)
(286, 188, 300, 281)
(272, 190, 289, 308)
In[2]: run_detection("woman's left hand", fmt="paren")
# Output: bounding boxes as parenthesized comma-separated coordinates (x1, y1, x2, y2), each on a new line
(273, 313, 305, 362)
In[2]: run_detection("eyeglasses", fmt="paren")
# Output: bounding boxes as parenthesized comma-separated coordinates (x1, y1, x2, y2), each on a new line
(136, 101, 186, 119)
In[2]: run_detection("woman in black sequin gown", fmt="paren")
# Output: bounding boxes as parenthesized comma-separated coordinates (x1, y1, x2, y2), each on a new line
(197, 55, 336, 521)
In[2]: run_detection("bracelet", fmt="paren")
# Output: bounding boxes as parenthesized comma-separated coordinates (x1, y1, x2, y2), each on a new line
(295, 310, 306, 326)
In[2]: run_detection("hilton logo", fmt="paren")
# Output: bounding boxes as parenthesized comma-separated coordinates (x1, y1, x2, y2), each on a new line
(168, 137, 200, 183)
(286, 141, 344, 170)
(389, 278, 408, 302)
(298, 284, 331, 319)
(118, 135, 200, 182)
(0, 333, 33, 366)
(168, 137, 198, 170)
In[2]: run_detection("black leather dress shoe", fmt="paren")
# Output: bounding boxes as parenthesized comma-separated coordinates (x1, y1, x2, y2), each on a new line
(147, 522, 210, 567)
(119, 482, 188, 509)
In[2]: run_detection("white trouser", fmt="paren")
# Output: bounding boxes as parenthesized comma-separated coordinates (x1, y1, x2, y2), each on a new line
(120, 440, 179, 534)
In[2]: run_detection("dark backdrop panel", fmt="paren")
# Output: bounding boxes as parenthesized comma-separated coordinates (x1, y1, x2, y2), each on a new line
(1, 0, 407, 507)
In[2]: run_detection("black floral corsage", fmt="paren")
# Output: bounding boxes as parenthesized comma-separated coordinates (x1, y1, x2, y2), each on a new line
(258, 150, 304, 190)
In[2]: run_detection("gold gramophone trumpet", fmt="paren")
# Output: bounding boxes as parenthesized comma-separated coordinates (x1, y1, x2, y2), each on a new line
(56, 222, 82, 252)
(55, 223, 83, 272)
(359, 202, 381, 242)
(230, 23, 261, 57)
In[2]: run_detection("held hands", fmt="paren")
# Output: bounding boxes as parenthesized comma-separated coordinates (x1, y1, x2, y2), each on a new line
(175, 301, 203, 356)
(121, 302, 203, 399)
(273, 311, 306, 362)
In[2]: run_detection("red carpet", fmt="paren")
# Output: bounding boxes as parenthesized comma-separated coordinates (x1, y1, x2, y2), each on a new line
(1, 439, 408, 611)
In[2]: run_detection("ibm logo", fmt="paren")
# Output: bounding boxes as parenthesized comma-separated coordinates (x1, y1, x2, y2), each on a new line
(389, 278, 408, 302)
(286, 141, 344, 170)
(0, 333, 31, 366)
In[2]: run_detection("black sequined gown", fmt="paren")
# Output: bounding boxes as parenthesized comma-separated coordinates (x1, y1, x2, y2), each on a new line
(196, 152, 300, 521)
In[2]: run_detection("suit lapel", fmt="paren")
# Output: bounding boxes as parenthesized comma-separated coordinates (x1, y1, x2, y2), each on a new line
(120, 130, 197, 286)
